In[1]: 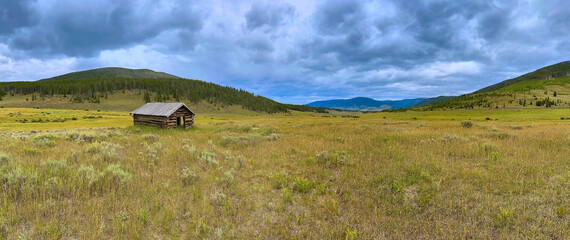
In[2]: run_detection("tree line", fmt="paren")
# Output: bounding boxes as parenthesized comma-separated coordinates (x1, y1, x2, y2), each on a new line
(0, 78, 326, 113)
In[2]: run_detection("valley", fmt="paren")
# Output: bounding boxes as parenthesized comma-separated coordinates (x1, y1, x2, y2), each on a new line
(0, 108, 568, 238)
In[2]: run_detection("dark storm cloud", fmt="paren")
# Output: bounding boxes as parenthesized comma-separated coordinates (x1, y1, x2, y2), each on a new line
(245, 2, 295, 31)
(314, 0, 364, 35)
(3, 0, 204, 57)
(0, 0, 37, 35)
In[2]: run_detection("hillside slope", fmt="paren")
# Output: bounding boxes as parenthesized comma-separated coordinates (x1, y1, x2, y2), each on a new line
(416, 61, 570, 110)
(0, 68, 325, 113)
(307, 97, 425, 111)
(408, 96, 457, 108)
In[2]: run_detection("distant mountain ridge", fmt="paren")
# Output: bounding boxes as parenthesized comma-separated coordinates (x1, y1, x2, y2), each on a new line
(39, 67, 180, 81)
(307, 97, 426, 111)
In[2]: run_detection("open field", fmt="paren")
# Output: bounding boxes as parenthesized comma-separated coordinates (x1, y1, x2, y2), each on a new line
(0, 108, 569, 239)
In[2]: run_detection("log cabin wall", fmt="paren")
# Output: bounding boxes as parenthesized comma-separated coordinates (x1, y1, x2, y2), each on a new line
(165, 108, 194, 128)
(133, 114, 168, 127)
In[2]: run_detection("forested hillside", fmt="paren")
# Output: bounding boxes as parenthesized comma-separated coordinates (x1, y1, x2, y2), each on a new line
(0, 68, 325, 113)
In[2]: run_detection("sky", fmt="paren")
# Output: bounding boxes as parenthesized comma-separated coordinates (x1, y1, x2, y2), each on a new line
(0, 0, 569, 104)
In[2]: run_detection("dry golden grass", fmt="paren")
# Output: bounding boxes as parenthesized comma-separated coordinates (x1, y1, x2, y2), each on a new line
(0, 108, 569, 239)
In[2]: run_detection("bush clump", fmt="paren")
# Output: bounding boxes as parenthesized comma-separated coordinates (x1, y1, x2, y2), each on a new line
(77, 164, 132, 191)
(32, 135, 58, 147)
(460, 120, 473, 128)
(315, 151, 348, 167)
(40, 159, 68, 176)
(141, 134, 160, 142)
(77, 165, 99, 188)
(101, 164, 133, 186)
(0, 153, 11, 167)
(1, 167, 35, 198)
(292, 177, 314, 193)
(181, 168, 199, 186)
(199, 151, 218, 165)
(271, 171, 289, 189)
(86, 141, 121, 162)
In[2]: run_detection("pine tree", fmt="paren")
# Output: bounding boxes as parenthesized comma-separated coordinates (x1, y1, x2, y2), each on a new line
(143, 91, 151, 103)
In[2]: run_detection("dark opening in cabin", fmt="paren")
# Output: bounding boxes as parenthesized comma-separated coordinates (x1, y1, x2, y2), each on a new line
(177, 116, 184, 127)
(130, 102, 195, 129)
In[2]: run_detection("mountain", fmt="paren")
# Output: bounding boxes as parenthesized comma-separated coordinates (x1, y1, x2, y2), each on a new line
(416, 61, 570, 110)
(0, 67, 326, 114)
(40, 67, 180, 81)
(307, 97, 426, 111)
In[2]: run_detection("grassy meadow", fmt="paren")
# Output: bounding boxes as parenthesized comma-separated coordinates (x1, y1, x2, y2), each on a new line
(0, 107, 569, 239)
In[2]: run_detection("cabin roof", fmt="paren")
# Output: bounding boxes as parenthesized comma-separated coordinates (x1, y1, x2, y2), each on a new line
(130, 102, 195, 117)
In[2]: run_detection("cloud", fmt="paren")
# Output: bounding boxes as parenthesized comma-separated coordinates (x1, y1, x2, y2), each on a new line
(4, 0, 205, 57)
(245, 2, 295, 31)
(0, 44, 76, 80)
(0, 0, 569, 104)
(0, 0, 37, 35)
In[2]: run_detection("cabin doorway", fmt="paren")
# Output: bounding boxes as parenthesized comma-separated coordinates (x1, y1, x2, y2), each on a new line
(177, 116, 185, 127)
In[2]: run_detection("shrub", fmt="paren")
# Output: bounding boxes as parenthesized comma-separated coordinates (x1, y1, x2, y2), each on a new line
(144, 142, 163, 159)
(480, 143, 495, 153)
(489, 152, 500, 164)
(101, 164, 132, 187)
(32, 135, 57, 147)
(44, 177, 63, 194)
(264, 133, 282, 141)
(220, 135, 241, 146)
(493, 132, 516, 139)
(142, 134, 160, 142)
(460, 120, 473, 128)
(290, 147, 299, 154)
(181, 168, 198, 186)
(292, 177, 313, 193)
(282, 188, 293, 203)
(65, 132, 80, 141)
(40, 159, 68, 176)
(199, 151, 218, 165)
(77, 164, 131, 191)
(86, 141, 121, 162)
(497, 207, 512, 227)
(222, 168, 235, 183)
(23, 148, 38, 156)
(315, 151, 348, 167)
(220, 133, 263, 147)
(344, 227, 357, 240)
(67, 132, 107, 143)
(271, 171, 288, 189)
(77, 165, 99, 188)
(335, 137, 346, 143)
(1, 167, 34, 197)
(440, 134, 465, 142)
(0, 153, 11, 167)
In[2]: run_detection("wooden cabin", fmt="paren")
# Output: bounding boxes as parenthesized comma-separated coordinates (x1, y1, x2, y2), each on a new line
(130, 102, 195, 128)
